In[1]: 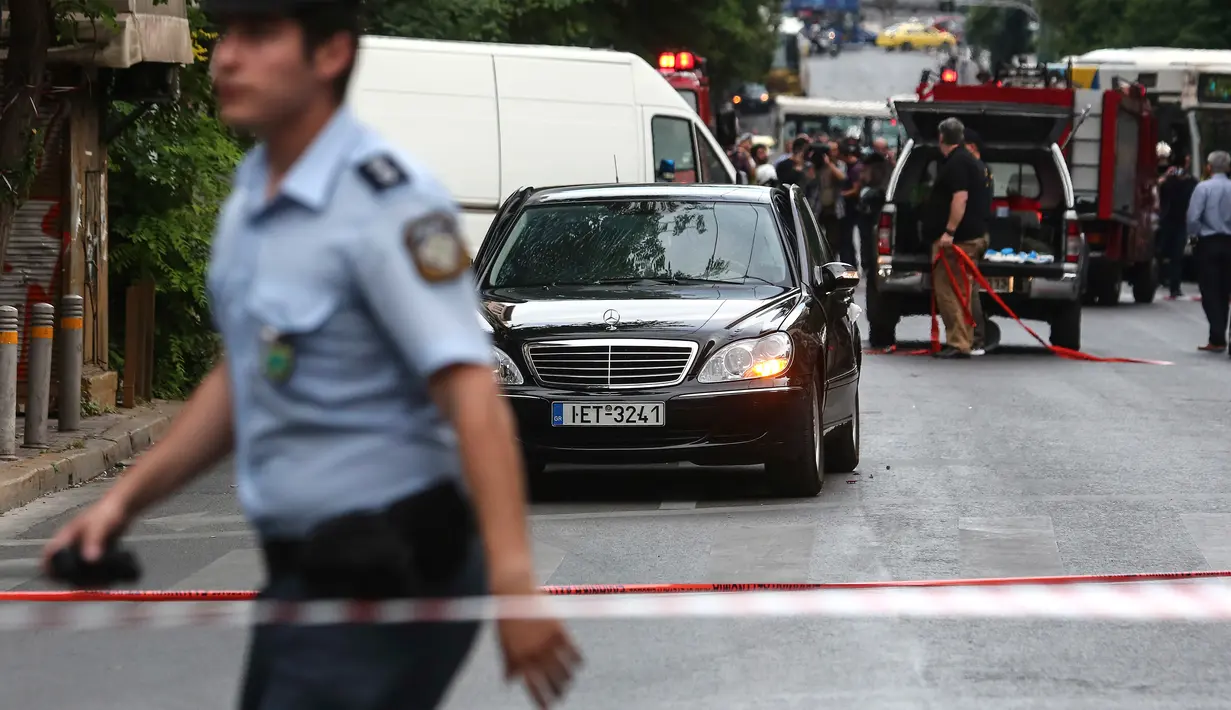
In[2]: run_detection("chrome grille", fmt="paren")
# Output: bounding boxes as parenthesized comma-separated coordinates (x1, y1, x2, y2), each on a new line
(525, 339, 698, 390)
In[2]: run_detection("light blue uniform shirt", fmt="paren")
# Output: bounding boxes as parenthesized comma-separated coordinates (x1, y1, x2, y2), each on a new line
(207, 107, 492, 538)
(1187, 173, 1231, 238)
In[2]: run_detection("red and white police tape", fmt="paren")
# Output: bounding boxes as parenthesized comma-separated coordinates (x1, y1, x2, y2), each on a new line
(4, 571, 1231, 630)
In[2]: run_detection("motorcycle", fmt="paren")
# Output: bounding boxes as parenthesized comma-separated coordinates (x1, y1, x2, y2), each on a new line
(805, 25, 841, 57)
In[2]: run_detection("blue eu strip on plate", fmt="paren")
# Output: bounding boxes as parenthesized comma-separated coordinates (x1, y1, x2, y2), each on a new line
(552, 402, 564, 426)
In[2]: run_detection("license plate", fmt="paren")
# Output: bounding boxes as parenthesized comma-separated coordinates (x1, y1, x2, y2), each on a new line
(551, 402, 665, 427)
(985, 277, 1011, 292)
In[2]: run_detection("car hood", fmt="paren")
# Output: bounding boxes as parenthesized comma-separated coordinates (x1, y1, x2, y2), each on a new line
(480, 285, 799, 340)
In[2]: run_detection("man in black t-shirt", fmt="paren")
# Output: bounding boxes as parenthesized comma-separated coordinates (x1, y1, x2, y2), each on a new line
(964, 128, 998, 354)
(925, 117, 989, 358)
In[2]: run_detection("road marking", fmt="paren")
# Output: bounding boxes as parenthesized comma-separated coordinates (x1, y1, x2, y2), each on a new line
(0, 479, 117, 537)
(658, 501, 696, 510)
(705, 524, 816, 583)
(1181, 513, 1231, 568)
(172, 549, 265, 591)
(0, 558, 38, 572)
(959, 516, 1065, 579)
(0, 529, 256, 548)
(143, 512, 249, 532)
(533, 540, 568, 584)
(809, 514, 894, 583)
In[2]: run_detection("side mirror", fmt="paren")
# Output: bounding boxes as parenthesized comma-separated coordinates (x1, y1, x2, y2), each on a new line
(818, 261, 859, 291)
(657, 158, 676, 182)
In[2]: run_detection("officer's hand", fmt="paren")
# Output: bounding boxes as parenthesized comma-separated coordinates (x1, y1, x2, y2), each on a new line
(497, 595, 583, 708)
(42, 495, 131, 571)
(939, 233, 955, 248)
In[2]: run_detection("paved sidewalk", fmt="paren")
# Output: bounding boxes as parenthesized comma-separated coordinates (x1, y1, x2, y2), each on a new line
(0, 401, 182, 514)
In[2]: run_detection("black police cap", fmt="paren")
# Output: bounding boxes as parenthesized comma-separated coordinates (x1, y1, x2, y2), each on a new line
(200, 0, 360, 16)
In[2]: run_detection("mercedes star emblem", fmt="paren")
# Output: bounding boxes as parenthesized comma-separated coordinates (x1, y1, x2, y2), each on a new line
(603, 309, 620, 330)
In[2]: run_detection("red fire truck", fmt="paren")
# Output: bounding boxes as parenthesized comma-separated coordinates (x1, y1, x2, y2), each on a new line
(930, 65, 1160, 305)
(867, 68, 1157, 349)
(657, 50, 715, 131)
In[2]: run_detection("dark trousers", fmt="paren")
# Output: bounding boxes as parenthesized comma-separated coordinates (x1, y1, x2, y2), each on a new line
(239, 537, 487, 710)
(837, 215, 858, 266)
(1197, 235, 1231, 347)
(1160, 224, 1187, 295)
(818, 210, 842, 261)
(857, 214, 879, 277)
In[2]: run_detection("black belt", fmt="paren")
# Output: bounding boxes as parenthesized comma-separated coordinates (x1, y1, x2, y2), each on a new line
(259, 480, 476, 598)
(261, 538, 308, 580)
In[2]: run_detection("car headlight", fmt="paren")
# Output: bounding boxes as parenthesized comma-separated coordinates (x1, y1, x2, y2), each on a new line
(697, 333, 792, 384)
(493, 347, 524, 385)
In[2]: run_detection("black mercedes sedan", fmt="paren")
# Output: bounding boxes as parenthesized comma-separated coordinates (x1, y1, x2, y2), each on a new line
(473, 183, 863, 496)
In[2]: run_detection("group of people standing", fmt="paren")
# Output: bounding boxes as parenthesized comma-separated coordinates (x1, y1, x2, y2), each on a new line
(728, 131, 896, 277)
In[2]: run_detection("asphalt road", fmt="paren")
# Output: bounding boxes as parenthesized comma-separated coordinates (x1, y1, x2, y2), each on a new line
(805, 44, 938, 101)
(3, 286, 1231, 709)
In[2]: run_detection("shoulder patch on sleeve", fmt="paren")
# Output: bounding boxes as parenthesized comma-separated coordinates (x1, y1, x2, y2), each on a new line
(357, 154, 410, 192)
(404, 211, 470, 282)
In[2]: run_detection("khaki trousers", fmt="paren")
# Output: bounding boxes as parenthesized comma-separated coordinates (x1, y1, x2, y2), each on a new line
(932, 237, 988, 353)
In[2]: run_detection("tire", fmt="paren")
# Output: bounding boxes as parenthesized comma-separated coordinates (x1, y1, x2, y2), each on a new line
(1132, 260, 1159, 304)
(900, 42, 914, 52)
(766, 376, 824, 497)
(1092, 265, 1123, 306)
(866, 288, 898, 349)
(1049, 302, 1082, 350)
(824, 391, 860, 474)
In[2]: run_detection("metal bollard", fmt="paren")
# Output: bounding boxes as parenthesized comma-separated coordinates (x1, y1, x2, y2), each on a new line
(0, 306, 17, 460)
(58, 295, 84, 431)
(23, 302, 54, 449)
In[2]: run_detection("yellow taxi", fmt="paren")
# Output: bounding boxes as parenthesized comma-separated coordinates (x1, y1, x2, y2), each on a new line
(875, 22, 957, 51)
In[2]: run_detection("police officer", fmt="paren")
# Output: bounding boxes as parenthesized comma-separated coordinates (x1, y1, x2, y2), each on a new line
(43, 0, 580, 708)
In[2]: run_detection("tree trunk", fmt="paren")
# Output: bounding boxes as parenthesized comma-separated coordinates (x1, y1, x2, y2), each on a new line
(0, 0, 52, 274)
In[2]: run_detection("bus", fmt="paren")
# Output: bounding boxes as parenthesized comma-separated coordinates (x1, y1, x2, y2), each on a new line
(1058, 48, 1231, 174)
(771, 96, 903, 153)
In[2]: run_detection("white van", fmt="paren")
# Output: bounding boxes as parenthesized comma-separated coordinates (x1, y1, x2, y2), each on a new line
(348, 37, 738, 254)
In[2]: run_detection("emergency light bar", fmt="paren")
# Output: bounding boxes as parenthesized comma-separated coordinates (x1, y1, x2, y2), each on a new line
(941, 68, 958, 83)
(658, 51, 698, 73)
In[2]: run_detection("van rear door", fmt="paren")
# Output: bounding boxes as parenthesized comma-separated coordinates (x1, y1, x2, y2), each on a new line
(891, 100, 1071, 148)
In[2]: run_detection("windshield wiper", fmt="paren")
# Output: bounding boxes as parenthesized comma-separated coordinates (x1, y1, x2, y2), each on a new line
(673, 276, 779, 286)
(590, 277, 684, 285)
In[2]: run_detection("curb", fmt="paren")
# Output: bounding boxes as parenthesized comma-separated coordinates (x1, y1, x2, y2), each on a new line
(0, 402, 181, 516)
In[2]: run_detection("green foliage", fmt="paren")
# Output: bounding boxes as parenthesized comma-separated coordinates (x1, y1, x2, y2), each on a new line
(364, 0, 780, 91)
(1036, 0, 1231, 57)
(102, 0, 780, 397)
(107, 8, 239, 398)
(964, 7, 1035, 69)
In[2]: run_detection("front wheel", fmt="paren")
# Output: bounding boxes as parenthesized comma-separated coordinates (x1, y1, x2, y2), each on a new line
(824, 391, 860, 474)
(1049, 302, 1082, 350)
(866, 288, 899, 349)
(766, 377, 824, 497)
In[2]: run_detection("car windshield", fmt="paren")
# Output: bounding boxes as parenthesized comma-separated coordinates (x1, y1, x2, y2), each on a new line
(486, 200, 792, 288)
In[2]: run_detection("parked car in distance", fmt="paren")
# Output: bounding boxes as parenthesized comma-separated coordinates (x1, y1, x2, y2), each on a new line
(474, 183, 864, 496)
(875, 22, 957, 52)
